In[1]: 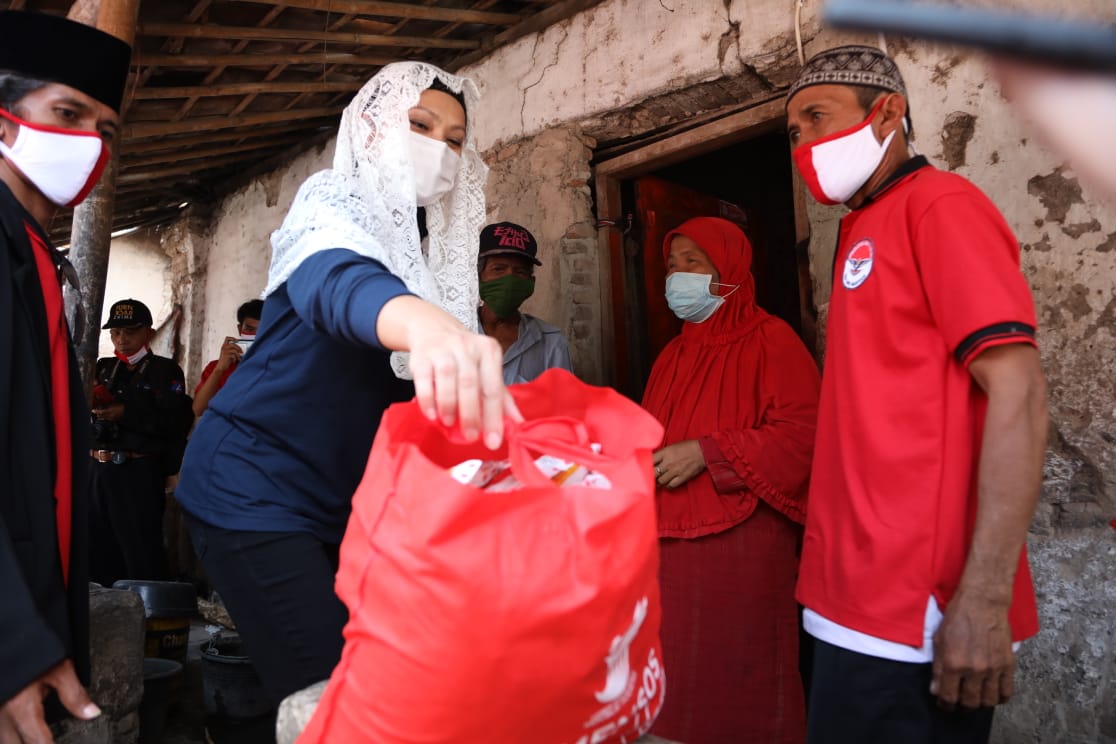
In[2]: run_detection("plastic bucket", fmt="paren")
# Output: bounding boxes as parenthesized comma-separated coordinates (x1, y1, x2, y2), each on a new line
(139, 657, 182, 743)
(201, 633, 272, 720)
(113, 580, 197, 666)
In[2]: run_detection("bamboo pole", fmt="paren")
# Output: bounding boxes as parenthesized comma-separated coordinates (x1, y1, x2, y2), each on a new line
(68, 0, 142, 397)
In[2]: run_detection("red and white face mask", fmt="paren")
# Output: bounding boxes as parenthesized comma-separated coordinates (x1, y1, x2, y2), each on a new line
(793, 100, 896, 206)
(0, 108, 109, 207)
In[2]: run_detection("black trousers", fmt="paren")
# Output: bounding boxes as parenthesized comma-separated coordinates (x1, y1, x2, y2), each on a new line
(807, 639, 995, 744)
(183, 514, 348, 709)
(89, 456, 169, 587)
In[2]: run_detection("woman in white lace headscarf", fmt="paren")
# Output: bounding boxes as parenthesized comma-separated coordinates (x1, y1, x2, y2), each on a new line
(175, 62, 514, 706)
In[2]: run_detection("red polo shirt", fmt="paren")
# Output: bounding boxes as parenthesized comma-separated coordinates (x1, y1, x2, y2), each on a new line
(195, 359, 236, 395)
(796, 158, 1040, 646)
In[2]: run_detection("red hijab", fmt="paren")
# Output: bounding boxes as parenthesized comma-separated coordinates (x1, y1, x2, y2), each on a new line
(641, 217, 820, 538)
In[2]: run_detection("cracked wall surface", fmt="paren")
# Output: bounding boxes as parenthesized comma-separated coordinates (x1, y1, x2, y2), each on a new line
(97, 230, 174, 359)
(483, 127, 603, 383)
(461, 0, 815, 151)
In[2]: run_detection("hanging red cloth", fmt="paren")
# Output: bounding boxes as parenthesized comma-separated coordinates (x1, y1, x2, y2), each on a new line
(641, 216, 820, 538)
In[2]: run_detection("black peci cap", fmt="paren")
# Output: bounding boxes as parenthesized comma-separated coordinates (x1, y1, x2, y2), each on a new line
(0, 11, 132, 113)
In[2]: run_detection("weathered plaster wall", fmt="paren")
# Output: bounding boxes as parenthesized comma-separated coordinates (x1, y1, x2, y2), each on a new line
(484, 127, 602, 382)
(462, 0, 810, 151)
(99, 228, 173, 358)
(195, 141, 333, 376)
(162, 142, 333, 387)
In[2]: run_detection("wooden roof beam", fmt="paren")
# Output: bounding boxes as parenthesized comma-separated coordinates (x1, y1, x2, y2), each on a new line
(136, 52, 399, 67)
(173, 4, 287, 121)
(138, 22, 480, 50)
(226, 0, 523, 26)
(123, 106, 341, 138)
(118, 154, 267, 184)
(123, 135, 305, 168)
(122, 121, 333, 153)
(135, 80, 363, 99)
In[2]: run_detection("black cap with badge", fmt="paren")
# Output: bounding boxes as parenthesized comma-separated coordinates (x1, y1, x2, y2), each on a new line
(102, 299, 153, 329)
(478, 222, 542, 267)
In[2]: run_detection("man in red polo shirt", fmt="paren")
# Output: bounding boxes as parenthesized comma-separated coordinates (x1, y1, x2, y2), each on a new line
(787, 46, 1048, 743)
(0, 10, 131, 740)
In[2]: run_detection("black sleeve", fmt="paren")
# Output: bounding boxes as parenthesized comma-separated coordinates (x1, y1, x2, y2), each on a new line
(118, 357, 191, 442)
(0, 224, 67, 704)
(0, 518, 66, 705)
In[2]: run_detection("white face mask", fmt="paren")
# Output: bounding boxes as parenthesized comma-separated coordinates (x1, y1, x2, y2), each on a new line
(407, 130, 460, 207)
(793, 100, 896, 206)
(0, 108, 109, 207)
(117, 346, 149, 366)
(665, 272, 738, 324)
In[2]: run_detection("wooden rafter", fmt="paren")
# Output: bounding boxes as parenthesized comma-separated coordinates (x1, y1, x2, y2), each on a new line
(226, 0, 523, 26)
(278, 12, 361, 113)
(136, 52, 398, 67)
(135, 80, 362, 100)
(123, 106, 342, 139)
(173, 4, 289, 121)
(23, 1, 586, 238)
(138, 22, 481, 50)
(118, 154, 266, 184)
(122, 122, 333, 152)
(122, 136, 305, 169)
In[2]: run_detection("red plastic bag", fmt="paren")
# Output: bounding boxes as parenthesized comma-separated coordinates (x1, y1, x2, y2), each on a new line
(299, 369, 666, 744)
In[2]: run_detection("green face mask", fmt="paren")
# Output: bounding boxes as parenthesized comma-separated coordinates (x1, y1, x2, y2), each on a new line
(480, 274, 535, 319)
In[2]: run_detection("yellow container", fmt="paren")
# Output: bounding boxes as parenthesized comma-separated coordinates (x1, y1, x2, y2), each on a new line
(143, 615, 191, 665)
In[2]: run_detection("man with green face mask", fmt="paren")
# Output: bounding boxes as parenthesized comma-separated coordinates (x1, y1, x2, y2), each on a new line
(477, 221, 573, 384)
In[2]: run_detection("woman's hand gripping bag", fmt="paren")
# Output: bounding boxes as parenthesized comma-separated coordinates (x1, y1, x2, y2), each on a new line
(299, 369, 666, 744)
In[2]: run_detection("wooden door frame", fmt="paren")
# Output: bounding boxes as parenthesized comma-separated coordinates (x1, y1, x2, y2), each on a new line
(592, 96, 805, 389)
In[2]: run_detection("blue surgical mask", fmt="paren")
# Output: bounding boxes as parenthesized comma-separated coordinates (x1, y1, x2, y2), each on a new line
(665, 272, 737, 323)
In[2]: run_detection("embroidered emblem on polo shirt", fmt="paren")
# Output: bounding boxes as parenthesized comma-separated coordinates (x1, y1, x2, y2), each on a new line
(842, 239, 875, 289)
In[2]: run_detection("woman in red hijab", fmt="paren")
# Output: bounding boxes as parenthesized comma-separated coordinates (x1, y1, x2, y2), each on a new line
(643, 217, 820, 744)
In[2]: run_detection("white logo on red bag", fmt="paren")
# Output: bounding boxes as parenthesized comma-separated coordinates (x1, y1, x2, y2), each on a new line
(595, 597, 648, 704)
(842, 238, 875, 290)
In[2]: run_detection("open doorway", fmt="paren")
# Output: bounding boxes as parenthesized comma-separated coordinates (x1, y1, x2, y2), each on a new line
(594, 99, 813, 402)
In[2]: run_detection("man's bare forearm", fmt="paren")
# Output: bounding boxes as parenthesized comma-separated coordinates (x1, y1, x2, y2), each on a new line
(960, 344, 1048, 603)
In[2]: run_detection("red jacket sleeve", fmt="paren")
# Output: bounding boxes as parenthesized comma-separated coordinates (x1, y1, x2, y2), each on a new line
(698, 327, 820, 524)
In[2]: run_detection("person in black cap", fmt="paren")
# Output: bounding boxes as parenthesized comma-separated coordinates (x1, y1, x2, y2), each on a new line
(88, 299, 192, 590)
(786, 46, 1047, 744)
(0, 9, 131, 740)
(477, 221, 573, 384)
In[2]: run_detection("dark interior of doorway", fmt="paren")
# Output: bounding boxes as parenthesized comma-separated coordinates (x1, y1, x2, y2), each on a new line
(616, 129, 803, 402)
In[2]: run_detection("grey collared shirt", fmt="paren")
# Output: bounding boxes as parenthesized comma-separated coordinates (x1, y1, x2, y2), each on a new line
(503, 313, 573, 385)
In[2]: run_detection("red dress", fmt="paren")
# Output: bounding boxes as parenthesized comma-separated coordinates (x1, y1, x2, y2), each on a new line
(642, 217, 820, 744)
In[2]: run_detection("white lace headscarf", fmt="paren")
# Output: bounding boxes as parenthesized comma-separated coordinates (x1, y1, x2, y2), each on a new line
(266, 61, 488, 378)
